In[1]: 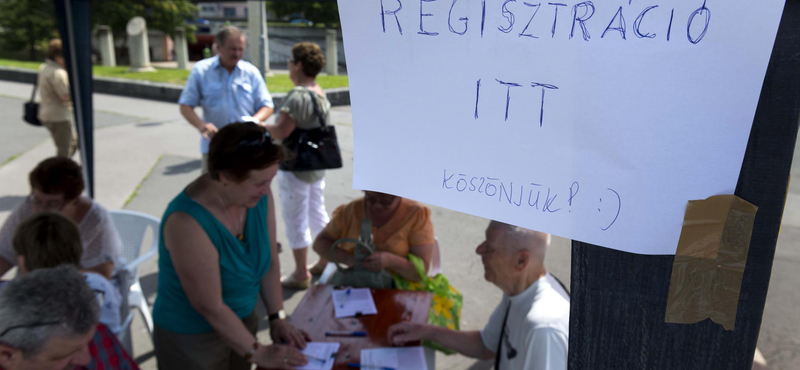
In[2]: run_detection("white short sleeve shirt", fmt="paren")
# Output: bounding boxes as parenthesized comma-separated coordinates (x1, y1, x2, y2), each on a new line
(480, 273, 571, 370)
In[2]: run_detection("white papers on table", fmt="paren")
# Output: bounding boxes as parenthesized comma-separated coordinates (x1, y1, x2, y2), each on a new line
(332, 288, 378, 318)
(296, 342, 340, 370)
(361, 346, 427, 370)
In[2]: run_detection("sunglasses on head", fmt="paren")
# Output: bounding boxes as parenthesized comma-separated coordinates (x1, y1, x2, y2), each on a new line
(238, 130, 272, 148)
(0, 321, 62, 337)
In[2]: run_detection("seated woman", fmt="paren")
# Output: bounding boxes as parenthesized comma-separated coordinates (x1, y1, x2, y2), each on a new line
(0, 157, 122, 279)
(12, 212, 122, 334)
(153, 123, 308, 370)
(311, 191, 436, 281)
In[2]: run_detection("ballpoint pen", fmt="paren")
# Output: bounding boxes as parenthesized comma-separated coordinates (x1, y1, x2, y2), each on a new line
(305, 353, 329, 363)
(339, 288, 352, 309)
(347, 363, 395, 370)
(324, 330, 367, 337)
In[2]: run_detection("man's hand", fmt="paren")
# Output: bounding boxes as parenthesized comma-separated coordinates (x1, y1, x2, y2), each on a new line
(199, 123, 218, 140)
(270, 319, 311, 349)
(387, 322, 431, 346)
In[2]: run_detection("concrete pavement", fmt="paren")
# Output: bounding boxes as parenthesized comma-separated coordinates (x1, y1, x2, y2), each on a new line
(0, 78, 797, 369)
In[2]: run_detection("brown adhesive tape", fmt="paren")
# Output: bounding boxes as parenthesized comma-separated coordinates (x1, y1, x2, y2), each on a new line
(665, 195, 758, 330)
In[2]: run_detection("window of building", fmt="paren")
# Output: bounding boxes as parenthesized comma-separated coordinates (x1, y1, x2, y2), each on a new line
(223, 7, 236, 17)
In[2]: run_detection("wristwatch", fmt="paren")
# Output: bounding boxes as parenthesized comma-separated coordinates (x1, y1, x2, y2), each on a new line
(268, 309, 286, 322)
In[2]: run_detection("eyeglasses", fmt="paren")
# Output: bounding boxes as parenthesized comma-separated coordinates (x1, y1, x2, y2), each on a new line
(0, 321, 62, 337)
(238, 130, 272, 148)
(29, 194, 65, 210)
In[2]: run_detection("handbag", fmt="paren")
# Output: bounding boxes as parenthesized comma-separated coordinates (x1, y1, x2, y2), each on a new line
(23, 77, 42, 127)
(279, 88, 343, 171)
(327, 218, 395, 289)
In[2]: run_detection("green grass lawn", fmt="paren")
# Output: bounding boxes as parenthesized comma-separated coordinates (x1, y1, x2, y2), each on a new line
(0, 58, 348, 93)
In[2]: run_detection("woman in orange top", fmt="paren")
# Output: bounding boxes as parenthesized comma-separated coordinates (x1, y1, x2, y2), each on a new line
(310, 191, 435, 281)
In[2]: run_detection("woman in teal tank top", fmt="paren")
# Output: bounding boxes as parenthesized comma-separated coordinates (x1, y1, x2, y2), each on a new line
(152, 123, 309, 370)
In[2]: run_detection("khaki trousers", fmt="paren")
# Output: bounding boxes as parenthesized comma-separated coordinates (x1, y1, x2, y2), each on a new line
(153, 310, 259, 370)
(42, 120, 77, 158)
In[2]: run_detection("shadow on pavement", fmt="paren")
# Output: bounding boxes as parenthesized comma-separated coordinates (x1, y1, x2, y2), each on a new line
(134, 351, 155, 365)
(0, 195, 26, 212)
(163, 160, 201, 176)
(139, 272, 158, 302)
(135, 122, 165, 128)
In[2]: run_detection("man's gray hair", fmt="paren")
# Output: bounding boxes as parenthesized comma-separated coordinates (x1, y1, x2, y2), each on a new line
(0, 265, 98, 357)
(216, 25, 245, 47)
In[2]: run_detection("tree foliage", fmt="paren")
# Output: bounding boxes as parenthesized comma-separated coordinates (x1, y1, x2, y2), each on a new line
(90, 0, 198, 42)
(0, 0, 58, 60)
(266, 1, 340, 28)
(0, 0, 198, 60)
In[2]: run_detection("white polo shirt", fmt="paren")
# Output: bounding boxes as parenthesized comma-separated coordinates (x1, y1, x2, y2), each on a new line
(480, 273, 570, 370)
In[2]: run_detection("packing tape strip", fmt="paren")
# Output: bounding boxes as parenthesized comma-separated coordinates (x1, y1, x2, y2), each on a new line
(665, 195, 758, 330)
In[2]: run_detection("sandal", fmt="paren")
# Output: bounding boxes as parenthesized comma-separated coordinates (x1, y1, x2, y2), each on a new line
(281, 274, 311, 290)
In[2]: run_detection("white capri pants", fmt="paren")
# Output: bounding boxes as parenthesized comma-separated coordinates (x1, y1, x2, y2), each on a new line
(277, 170, 330, 250)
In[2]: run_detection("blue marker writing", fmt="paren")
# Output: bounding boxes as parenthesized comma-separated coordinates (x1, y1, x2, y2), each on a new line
(339, 288, 352, 309)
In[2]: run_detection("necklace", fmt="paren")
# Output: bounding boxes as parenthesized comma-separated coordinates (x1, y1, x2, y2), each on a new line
(215, 193, 245, 241)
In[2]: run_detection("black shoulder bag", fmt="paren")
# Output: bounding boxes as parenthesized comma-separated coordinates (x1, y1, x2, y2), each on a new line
(23, 77, 42, 127)
(279, 88, 343, 171)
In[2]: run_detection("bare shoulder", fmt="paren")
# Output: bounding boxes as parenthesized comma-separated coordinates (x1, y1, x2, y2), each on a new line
(163, 211, 210, 253)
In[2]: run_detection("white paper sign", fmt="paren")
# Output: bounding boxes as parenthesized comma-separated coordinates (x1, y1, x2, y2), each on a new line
(338, 0, 785, 255)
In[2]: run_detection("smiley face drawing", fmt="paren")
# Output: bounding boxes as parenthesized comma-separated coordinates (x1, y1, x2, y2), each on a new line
(598, 188, 621, 231)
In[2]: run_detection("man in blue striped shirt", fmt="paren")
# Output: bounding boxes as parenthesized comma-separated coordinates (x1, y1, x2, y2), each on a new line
(178, 26, 275, 171)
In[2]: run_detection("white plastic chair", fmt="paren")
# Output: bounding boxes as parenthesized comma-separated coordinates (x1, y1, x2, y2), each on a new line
(429, 237, 442, 277)
(109, 210, 159, 341)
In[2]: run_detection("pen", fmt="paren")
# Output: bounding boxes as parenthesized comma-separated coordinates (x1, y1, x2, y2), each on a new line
(325, 331, 367, 337)
(339, 288, 352, 309)
(305, 354, 329, 363)
(347, 363, 396, 370)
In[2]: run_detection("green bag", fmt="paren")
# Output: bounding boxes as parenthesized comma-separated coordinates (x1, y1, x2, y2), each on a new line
(393, 254, 463, 354)
(327, 218, 394, 289)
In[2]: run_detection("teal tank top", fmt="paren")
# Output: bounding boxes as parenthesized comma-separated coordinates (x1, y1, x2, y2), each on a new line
(153, 192, 272, 334)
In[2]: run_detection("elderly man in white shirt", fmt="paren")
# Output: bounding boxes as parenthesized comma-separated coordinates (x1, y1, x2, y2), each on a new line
(388, 220, 570, 370)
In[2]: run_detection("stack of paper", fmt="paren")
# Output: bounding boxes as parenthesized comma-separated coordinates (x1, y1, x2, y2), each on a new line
(332, 288, 378, 318)
(360, 347, 427, 370)
(296, 342, 340, 370)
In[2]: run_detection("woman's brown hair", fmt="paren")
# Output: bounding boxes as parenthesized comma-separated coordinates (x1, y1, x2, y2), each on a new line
(292, 42, 326, 78)
(28, 157, 85, 200)
(13, 212, 82, 272)
(46, 38, 63, 60)
(208, 123, 289, 182)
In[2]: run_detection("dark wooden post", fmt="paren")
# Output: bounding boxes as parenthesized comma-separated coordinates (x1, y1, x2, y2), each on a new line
(568, 2, 800, 369)
(54, 0, 94, 198)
